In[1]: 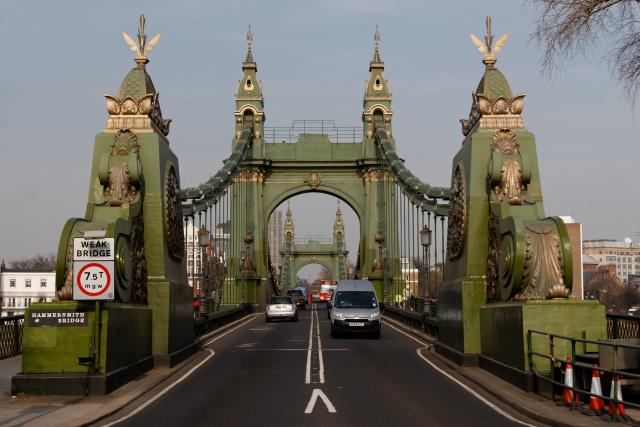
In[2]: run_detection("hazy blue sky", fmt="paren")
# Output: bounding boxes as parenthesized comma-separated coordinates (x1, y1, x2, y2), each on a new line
(1, 0, 637, 265)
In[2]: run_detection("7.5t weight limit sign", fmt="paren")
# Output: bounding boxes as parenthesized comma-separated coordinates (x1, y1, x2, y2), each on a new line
(76, 263, 111, 297)
(73, 261, 114, 300)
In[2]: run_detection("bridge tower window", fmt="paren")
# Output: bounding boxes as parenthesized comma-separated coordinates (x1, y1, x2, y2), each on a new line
(373, 109, 385, 130)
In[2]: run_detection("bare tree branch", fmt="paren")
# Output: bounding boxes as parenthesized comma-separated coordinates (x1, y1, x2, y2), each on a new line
(529, 0, 640, 105)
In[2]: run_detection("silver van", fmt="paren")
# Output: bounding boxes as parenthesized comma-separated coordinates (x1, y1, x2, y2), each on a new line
(328, 280, 380, 339)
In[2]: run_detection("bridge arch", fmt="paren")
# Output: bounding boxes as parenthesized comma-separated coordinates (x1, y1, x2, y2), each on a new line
(266, 186, 363, 223)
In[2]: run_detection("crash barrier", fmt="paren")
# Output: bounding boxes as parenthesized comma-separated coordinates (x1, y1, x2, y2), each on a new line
(381, 302, 438, 337)
(193, 304, 253, 337)
(0, 315, 23, 360)
(528, 329, 640, 422)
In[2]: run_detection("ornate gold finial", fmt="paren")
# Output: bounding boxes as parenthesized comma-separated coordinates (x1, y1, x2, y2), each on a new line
(122, 14, 162, 65)
(372, 24, 382, 63)
(470, 15, 508, 68)
(244, 24, 255, 63)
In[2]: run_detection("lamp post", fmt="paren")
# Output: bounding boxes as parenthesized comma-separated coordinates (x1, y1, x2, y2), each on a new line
(419, 224, 432, 298)
(374, 229, 384, 272)
(198, 226, 210, 302)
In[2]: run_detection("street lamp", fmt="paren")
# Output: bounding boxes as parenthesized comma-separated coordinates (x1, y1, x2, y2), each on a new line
(374, 229, 384, 272)
(420, 224, 432, 299)
(243, 230, 254, 272)
(198, 225, 209, 300)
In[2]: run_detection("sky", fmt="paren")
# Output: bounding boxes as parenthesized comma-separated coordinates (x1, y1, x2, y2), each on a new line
(0, 0, 638, 266)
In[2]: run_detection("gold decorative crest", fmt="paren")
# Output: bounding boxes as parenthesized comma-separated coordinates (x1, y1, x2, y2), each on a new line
(514, 221, 569, 300)
(306, 172, 321, 188)
(491, 129, 525, 205)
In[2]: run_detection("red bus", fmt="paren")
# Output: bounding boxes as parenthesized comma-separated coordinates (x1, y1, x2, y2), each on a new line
(319, 280, 337, 302)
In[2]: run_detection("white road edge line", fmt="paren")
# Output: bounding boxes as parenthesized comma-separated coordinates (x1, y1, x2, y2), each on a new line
(383, 321, 536, 427)
(105, 316, 256, 426)
(315, 308, 325, 384)
(102, 349, 215, 427)
(203, 316, 257, 347)
(305, 303, 314, 384)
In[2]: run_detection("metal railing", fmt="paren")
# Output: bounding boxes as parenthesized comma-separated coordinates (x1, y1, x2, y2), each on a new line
(263, 120, 362, 143)
(528, 329, 638, 422)
(607, 313, 640, 339)
(0, 315, 24, 359)
(381, 301, 438, 337)
(193, 305, 253, 337)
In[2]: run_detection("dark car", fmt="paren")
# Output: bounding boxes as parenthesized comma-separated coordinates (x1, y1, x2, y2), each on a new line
(286, 289, 306, 309)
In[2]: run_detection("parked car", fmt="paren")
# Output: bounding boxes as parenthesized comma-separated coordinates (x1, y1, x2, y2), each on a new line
(266, 296, 298, 322)
(329, 280, 380, 339)
(286, 289, 306, 309)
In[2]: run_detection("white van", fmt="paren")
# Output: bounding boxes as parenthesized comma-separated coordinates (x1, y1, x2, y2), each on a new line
(328, 280, 380, 339)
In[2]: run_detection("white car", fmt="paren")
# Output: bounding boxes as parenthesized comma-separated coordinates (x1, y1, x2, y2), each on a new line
(266, 296, 298, 322)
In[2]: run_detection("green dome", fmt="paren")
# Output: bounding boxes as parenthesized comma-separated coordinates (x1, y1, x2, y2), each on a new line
(475, 67, 512, 99)
(118, 65, 156, 99)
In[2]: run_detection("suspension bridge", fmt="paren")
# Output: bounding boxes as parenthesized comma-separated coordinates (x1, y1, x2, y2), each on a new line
(6, 14, 620, 426)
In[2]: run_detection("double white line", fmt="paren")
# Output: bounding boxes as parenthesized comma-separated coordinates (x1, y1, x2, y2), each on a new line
(305, 304, 325, 384)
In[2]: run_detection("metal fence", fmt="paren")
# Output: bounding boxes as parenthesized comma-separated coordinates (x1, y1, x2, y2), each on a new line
(381, 301, 438, 337)
(607, 313, 640, 339)
(528, 329, 637, 422)
(263, 120, 363, 144)
(0, 315, 24, 359)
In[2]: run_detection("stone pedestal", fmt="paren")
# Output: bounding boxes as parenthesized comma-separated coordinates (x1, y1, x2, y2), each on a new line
(12, 301, 152, 395)
(479, 300, 605, 389)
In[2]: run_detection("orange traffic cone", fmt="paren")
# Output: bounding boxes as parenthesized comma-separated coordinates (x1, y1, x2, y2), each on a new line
(608, 374, 625, 416)
(562, 357, 581, 405)
(588, 365, 605, 412)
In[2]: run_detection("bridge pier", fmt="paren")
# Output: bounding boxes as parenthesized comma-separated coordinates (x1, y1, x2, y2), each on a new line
(437, 24, 606, 388)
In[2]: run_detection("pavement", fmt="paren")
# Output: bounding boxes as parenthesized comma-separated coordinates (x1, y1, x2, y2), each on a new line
(0, 312, 633, 426)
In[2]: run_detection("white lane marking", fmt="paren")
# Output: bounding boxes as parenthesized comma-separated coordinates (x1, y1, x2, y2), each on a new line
(236, 342, 258, 348)
(304, 388, 337, 414)
(383, 321, 536, 427)
(305, 304, 315, 384)
(102, 349, 215, 427)
(203, 316, 257, 347)
(315, 308, 325, 384)
(105, 316, 257, 426)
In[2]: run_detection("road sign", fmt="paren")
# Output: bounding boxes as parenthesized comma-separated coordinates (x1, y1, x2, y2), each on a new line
(73, 237, 114, 261)
(72, 235, 115, 301)
(73, 261, 114, 300)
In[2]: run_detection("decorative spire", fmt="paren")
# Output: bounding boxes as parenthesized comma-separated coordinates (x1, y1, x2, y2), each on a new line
(244, 24, 255, 65)
(122, 14, 162, 66)
(336, 201, 342, 216)
(470, 16, 508, 69)
(371, 25, 383, 66)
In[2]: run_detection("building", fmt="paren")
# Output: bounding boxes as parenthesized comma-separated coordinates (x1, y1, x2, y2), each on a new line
(583, 239, 640, 283)
(184, 221, 229, 294)
(0, 261, 56, 317)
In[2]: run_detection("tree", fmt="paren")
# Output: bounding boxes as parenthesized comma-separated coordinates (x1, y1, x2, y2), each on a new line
(8, 254, 56, 271)
(530, 0, 640, 103)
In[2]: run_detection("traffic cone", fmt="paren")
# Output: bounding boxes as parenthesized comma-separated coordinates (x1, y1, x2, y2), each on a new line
(607, 374, 625, 416)
(588, 365, 605, 412)
(562, 357, 581, 405)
